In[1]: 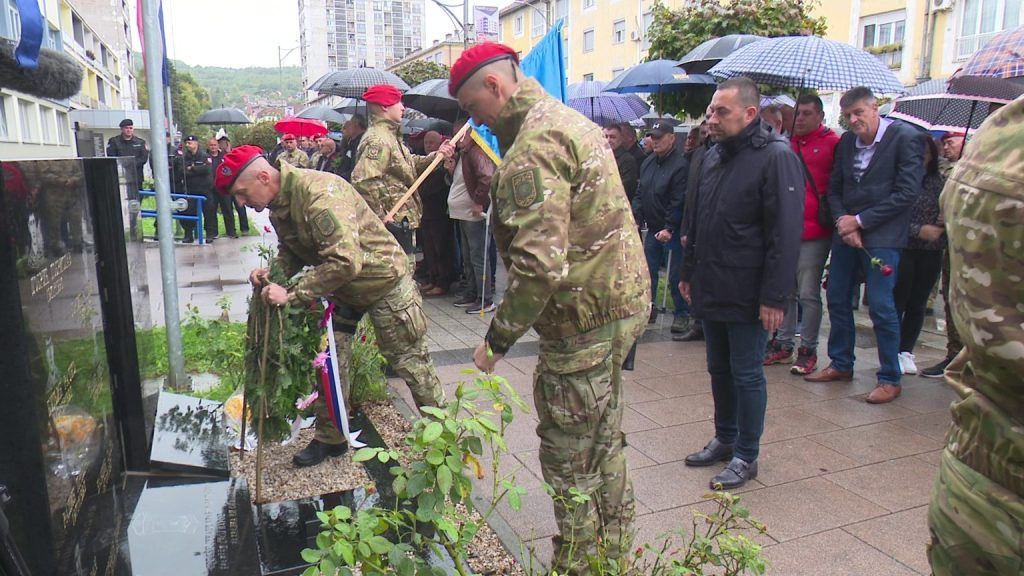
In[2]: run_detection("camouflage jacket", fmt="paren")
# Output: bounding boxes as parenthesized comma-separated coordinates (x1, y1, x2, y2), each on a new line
(940, 96, 1023, 498)
(485, 78, 650, 354)
(270, 163, 407, 310)
(351, 115, 437, 229)
(276, 148, 310, 169)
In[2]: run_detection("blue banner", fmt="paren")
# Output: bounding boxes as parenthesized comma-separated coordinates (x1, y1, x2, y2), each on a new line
(14, 0, 44, 69)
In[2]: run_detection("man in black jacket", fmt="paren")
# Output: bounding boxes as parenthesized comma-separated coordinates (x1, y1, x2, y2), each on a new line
(604, 124, 639, 203)
(181, 135, 211, 243)
(337, 114, 366, 182)
(107, 118, 149, 191)
(805, 87, 924, 405)
(632, 118, 689, 331)
(680, 77, 803, 489)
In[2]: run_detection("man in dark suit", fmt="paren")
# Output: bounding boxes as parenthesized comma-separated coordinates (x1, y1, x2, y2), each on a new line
(805, 86, 924, 405)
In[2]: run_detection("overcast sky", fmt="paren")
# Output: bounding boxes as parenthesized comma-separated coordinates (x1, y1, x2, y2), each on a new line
(158, 0, 504, 69)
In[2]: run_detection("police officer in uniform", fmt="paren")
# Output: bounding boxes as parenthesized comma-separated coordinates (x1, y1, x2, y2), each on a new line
(181, 135, 211, 243)
(107, 118, 150, 191)
(214, 145, 448, 466)
(351, 85, 452, 255)
(926, 94, 1023, 576)
(451, 43, 650, 574)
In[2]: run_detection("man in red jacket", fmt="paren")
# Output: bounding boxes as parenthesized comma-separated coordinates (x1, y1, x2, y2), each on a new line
(764, 94, 840, 374)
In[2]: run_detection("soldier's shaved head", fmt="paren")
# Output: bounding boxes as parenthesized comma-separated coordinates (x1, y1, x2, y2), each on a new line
(231, 156, 281, 212)
(454, 59, 523, 127)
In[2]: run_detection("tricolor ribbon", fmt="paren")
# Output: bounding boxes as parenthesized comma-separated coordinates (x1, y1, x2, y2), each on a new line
(318, 298, 365, 448)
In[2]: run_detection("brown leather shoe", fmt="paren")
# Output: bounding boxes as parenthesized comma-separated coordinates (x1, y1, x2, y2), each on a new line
(804, 366, 854, 383)
(866, 384, 902, 404)
(423, 286, 447, 297)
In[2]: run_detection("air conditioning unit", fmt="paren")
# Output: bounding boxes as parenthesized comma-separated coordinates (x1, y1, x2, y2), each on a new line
(630, 30, 641, 41)
(931, 0, 954, 12)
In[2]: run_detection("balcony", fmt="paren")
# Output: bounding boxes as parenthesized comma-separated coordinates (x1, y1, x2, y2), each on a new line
(866, 43, 903, 70)
(956, 31, 1001, 61)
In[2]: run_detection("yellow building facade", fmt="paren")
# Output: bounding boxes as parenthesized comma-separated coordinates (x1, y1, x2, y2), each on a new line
(814, 0, 1022, 85)
(499, 0, 1021, 87)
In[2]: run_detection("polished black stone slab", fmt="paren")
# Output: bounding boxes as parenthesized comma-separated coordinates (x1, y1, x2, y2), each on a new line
(123, 476, 261, 576)
(150, 391, 230, 477)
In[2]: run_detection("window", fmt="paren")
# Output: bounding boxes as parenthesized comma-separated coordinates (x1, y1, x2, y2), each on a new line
(7, 0, 20, 41)
(514, 14, 523, 36)
(611, 67, 624, 78)
(582, 28, 594, 52)
(641, 11, 653, 50)
(0, 98, 9, 139)
(582, 73, 594, 81)
(958, 0, 1020, 59)
(38, 106, 52, 143)
(18, 100, 35, 142)
(555, 0, 568, 24)
(532, 10, 546, 37)
(582, 0, 595, 9)
(56, 111, 68, 145)
(72, 15, 84, 47)
(860, 10, 905, 69)
(96, 77, 106, 103)
(612, 19, 626, 43)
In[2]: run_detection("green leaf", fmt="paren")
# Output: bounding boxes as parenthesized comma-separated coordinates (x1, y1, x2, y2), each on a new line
(422, 421, 443, 443)
(302, 566, 319, 576)
(425, 449, 444, 466)
(352, 448, 378, 462)
(407, 473, 427, 497)
(437, 465, 453, 495)
(333, 541, 355, 565)
(465, 436, 483, 455)
(334, 506, 352, 521)
(377, 451, 391, 463)
(478, 417, 499, 433)
(316, 511, 331, 525)
(392, 475, 407, 496)
(320, 557, 337, 576)
(367, 535, 391, 554)
(419, 406, 446, 419)
(300, 548, 321, 564)
(509, 489, 522, 511)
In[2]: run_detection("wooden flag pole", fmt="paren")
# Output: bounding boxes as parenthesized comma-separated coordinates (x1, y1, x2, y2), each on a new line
(384, 121, 474, 221)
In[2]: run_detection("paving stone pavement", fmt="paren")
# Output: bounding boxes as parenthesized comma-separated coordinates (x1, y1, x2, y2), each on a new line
(150, 223, 954, 575)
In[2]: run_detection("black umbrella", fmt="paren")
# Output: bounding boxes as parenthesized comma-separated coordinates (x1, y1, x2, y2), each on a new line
(196, 107, 251, 125)
(402, 79, 462, 123)
(297, 105, 350, 124)
(401, 117, 454, 136)
(309, 68, 410, 98)
(678, 34, 765, 74)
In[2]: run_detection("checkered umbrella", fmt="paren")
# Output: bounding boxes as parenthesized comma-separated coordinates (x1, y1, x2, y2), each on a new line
(567, 81, 651, 124)
(308, 68, 411, 98)
(889, 75, 1023, 133)
(709, 35, 905, 95)
(678, 34, 766, 74)
(961, 26, 1024, 80)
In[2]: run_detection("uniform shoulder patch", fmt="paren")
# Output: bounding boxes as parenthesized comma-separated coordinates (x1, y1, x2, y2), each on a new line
(365, 143, 383, 160)
(509, 168, 542, 208)
(311, 209, 339, 240)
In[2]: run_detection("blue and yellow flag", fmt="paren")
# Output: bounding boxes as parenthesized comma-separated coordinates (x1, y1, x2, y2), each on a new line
(471, 18, 567, 165)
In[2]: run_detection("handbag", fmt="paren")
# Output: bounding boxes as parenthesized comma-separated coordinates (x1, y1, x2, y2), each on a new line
(795, 142, 832, 230)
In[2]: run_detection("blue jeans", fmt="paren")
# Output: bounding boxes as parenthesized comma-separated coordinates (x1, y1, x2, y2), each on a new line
(825, 241, 902, 385)
(703, 320, 769, 463)
(642, 231, 688, 317)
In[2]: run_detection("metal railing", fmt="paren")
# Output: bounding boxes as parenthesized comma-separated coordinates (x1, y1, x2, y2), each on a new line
(137, 190, 208, 245)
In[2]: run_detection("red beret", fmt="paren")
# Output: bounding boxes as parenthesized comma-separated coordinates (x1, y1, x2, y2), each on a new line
(449, 42, 519, 97)
(362, 84, 403, 106)
(941, 131, 966, 140)
(214, 145, 265, 195)
(282, 133, 297, 141)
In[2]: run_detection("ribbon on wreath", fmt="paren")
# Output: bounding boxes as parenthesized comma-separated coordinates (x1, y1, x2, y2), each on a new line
(316, 299, 365, 448)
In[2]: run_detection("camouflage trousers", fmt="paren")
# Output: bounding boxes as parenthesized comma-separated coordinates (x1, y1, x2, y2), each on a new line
(368, 274, 445, 413)
(534, 312, 646, 575)
(928, 449, 1024, 575)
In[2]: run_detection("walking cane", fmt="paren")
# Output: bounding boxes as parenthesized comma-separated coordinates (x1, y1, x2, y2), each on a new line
(662, 247, 672, 313)
(480, 208, 491, 317)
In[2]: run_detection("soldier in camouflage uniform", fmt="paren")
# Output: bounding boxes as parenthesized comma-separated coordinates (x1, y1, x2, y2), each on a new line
(214, 145, 446, 466)
(275, 134, 310, 169)
(351, 85, 451, 236)
(37, 159, 85, 257)
(450, 43, 650, 574)
(927, 97, 1023, 575)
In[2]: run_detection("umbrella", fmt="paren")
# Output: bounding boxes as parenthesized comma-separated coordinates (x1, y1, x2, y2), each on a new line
(604, 60, 717, 94)
(961, 25, 1024, 80)
(309, 68, 410, 98)
(296, 105, 350, 124)
(906, 77, 948, 96)
(334, 97, 363, 115)
(402, 78, 462, 122)
(274, 116, 328, 138)
(678, 34, 766, 74)
(709, 35, 905, 95)
(197, 107, 251, 125)
(567, 80, 651, 125)
(401, 118, 454, 136)
(889, 75, 1023, 133)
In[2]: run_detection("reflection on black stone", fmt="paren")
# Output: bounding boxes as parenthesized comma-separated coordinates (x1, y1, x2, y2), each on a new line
(151, 392, 230, 476)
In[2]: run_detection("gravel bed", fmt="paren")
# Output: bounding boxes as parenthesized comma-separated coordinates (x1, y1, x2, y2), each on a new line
(229, 427, 372, 504)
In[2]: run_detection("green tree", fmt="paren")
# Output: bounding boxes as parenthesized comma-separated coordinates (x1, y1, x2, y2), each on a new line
(393, 60, 450, 87)
(646, 0, 828, 117)
(136, 61, 212, 139)
(227, 121, 279, 151)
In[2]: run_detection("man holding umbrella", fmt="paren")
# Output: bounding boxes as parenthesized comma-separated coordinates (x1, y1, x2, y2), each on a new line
(451, 42, 649, 574)
(351, 85, 454, 254)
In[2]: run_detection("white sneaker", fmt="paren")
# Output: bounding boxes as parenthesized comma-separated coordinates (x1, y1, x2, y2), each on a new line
(898, 352, 918, 375)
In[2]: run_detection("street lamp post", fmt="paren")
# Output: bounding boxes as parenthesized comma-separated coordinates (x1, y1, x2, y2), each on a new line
(278, 45, 300, 85)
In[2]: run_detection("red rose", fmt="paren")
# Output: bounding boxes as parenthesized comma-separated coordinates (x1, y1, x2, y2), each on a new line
(880, 264, 894, 277)
(263, 225, 272, 233)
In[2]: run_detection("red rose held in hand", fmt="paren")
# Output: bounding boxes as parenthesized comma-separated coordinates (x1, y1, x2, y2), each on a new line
(880, 264, 894, 277)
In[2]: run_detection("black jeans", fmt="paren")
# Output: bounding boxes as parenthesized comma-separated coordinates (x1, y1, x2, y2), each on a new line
(703, 320, 769, 463)
(893, 248, 943, 353)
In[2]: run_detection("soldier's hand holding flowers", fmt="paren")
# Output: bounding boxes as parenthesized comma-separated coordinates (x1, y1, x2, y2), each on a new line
(261, 283, 289, 307)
